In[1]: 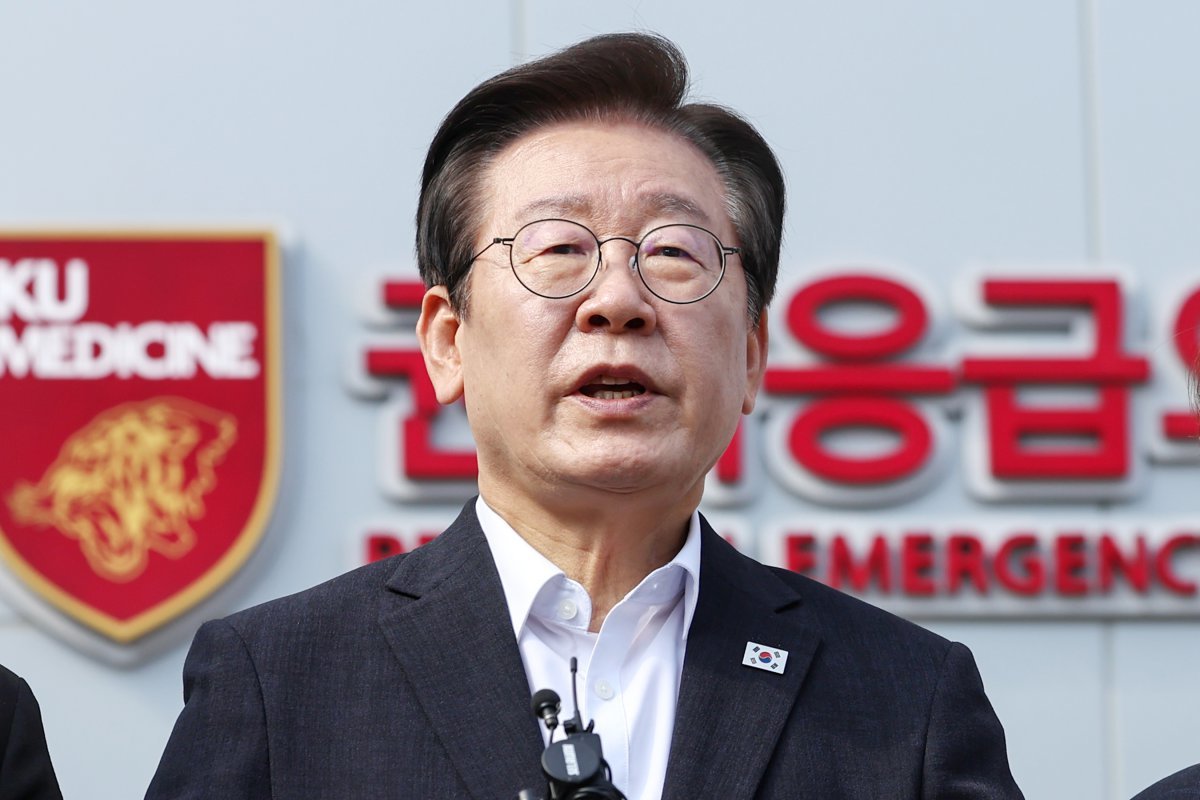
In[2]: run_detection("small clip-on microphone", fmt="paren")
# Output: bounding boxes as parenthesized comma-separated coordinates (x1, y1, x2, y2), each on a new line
(522, 657, 626, 800)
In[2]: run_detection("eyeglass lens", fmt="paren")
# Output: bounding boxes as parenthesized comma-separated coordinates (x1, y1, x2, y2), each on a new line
(509, 219, 724, 302)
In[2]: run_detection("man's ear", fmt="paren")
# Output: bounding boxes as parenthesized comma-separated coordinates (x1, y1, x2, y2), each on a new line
(743, 307, 769, 415)
(416, 286, 465, 404)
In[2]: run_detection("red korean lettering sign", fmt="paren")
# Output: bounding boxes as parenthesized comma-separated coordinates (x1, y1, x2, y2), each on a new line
(762, 273, 955, 504)
(961, 280, 1148, 484)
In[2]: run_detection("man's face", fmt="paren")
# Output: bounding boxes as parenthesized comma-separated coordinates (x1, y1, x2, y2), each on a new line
(419, 120, 767, 509)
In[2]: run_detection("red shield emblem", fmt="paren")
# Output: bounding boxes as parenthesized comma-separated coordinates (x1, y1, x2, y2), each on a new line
(0, 230, 281, 650)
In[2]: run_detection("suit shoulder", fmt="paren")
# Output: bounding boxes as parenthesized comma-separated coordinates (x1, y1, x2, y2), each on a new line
(1132, 764, 1200, 799)
(764, 562, 953, 656)
(700, 523, 953, 661)
(218, 555, 407, 639)
(0, 664, 21, 729)
(0, 664, 20, 698)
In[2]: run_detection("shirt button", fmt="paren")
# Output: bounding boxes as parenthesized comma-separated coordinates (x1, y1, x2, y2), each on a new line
(556, 599, 578, 621)
(594, 680, 615, 701)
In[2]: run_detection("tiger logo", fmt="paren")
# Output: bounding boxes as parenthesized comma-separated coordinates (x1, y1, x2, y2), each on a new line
(7, 398, 236, 582)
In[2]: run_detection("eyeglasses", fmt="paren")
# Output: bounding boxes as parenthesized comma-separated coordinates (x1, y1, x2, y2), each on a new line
(469, 218, 739, 304)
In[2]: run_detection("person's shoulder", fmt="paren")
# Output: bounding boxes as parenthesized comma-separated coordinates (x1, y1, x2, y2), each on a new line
(701, 521, 953, 660)
(766, 562, 950, 648)
(0, 662, 21, 697)
(0, 663, 39, 717)
(704, 543, 970, 707)
(1132, 763, 1200, 799)
(218, 554, 408, 641)
(0, 663, 26, 721)
(197, 503, 484, 651)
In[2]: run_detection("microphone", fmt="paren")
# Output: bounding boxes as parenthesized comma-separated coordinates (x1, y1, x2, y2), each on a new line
(531, 689, 562, 733)
(521, 658, 626, 800)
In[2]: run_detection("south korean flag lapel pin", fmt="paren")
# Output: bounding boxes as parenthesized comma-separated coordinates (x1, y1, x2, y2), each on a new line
(743, 641, 789, 674)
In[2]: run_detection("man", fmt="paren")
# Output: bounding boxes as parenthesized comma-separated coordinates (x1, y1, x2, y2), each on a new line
(0, 665, 62, 800)
(147, 33, 1023, 799)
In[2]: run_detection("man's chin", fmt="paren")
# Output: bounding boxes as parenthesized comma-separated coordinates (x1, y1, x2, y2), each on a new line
(552, 454, 699, 498)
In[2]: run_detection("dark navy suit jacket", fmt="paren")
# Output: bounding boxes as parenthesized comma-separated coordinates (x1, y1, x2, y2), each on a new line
(147, 504, 1023, 799)
(1133, 765, 1200, 799)
(0, 665, 62, 800)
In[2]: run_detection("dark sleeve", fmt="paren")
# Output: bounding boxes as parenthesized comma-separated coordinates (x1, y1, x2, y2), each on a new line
(0, 672, 63, 800)
(145, 619, 272, 800)
(922, 642, 1024, 800)
(1130, 764, 1200, 799)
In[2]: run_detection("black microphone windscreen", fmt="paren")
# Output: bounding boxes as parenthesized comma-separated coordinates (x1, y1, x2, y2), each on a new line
(531, 689, 561, 719)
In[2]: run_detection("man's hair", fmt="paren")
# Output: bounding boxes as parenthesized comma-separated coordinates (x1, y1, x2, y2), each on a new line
(416, 32, 785, 322)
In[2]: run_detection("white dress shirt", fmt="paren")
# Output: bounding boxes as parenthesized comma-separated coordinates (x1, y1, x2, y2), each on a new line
(476, 497, 701, 800)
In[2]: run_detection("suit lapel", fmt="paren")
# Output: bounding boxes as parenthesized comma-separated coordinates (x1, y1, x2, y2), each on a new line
(662, 520, 822, 800)
(377, 504, 546, 799)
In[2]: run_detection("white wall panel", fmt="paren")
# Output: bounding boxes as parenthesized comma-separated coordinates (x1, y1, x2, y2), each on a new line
(1095, 0, 1200, 269)
(1095, 3, 1200, 794)
(523, 1, 1090, 265)
(1112, 623, 1200, 797)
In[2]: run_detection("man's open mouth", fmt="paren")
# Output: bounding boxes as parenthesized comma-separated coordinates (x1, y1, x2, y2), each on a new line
(579, 375, 647, 400)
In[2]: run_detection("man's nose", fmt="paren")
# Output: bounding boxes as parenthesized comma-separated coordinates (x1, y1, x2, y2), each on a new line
(574, 239, 657, 333)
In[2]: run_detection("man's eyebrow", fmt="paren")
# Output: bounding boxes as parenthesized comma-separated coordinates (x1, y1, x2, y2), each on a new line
(516, 195, 593, 219)
(642, 192, 712, 224)
(515, 192, 715, 227)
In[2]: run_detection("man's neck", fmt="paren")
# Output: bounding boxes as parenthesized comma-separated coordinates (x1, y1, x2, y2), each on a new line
(478, 484, 696, 632)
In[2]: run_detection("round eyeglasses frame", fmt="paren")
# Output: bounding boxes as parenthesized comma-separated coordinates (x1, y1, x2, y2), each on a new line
(467, 218, 740, 304)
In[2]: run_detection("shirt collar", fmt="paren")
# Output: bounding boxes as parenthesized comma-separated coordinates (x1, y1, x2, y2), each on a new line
(476, 496, 702, 641)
